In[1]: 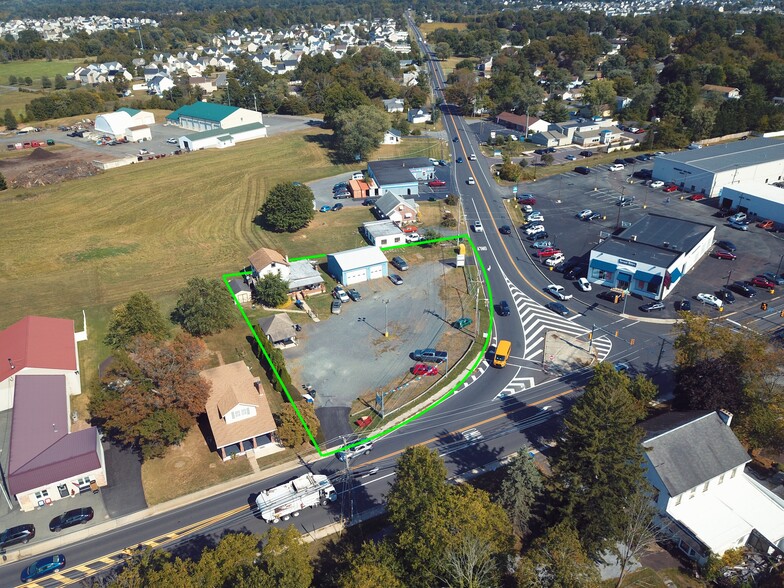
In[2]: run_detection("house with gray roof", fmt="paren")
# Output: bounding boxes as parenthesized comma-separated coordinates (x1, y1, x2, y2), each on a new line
(257, 314, 298, 349)
(642, 410, 784, 563)
(374, 192, 419, 225)
(367, 157, 434, 197)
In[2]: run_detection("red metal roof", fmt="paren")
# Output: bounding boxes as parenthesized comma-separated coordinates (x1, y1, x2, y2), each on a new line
(8, 375, 100, 496)
(0, 316, 77, 382)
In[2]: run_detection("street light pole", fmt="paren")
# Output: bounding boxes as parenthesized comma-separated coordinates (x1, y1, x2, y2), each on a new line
(777, 254, 784, 277)
(384, 299, 390, 337)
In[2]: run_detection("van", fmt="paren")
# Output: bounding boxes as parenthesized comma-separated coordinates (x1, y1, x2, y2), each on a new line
(493, 340, 512, 367)
(351, 171, 364, 180)
(609, 163, 625, 172)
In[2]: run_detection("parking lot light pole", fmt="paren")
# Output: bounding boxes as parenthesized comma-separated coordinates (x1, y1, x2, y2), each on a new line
(777, 254, 784, 277)
(726, 270, 733, 286)
(384, 299, 390, 337)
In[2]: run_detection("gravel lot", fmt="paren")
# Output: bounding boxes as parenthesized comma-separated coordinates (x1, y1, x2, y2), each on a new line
(512, 161, 784, 319)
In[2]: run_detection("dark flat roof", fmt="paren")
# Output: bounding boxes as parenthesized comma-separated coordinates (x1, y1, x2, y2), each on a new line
(594, 238, 681, 267)
(657, 138, 784, 172)
(368, 158, 433, 185)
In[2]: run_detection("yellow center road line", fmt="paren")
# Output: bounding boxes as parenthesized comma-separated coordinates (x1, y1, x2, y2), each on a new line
(362, 386, 577, 466)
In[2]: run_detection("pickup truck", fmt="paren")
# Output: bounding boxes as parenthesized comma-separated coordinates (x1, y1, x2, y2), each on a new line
(412, 348, 448, 363)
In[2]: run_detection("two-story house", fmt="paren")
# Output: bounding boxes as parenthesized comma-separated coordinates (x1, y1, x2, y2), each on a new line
(642, 410, 784, 563)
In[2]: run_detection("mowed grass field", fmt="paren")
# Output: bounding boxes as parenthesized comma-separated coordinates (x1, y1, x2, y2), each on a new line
(0, 58, 89, 86)
(0, 127, 439, 385)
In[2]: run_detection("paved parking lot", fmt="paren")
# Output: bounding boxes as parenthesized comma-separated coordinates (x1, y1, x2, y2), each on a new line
(285, 260, 451, 410)
(510, 161, 784, 320)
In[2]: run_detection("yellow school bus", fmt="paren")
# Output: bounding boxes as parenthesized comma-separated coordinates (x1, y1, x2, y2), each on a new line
(493, 340, 512, 367)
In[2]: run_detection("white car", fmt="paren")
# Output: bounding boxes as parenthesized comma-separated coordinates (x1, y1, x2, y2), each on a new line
(406, 232, 421, 243)
(467, 177, 475, 185)
(546, 284, 573, 301)
(138, 148, 150, 155)
(333, 286, 350, 303)
(469, 154, 477, 160)
(521, 204, 533, 214)
(696, 293, 723, 309)
(729, 212, 747, 223)
(527, 212, 544, 222)
(472, 220, 484, 233)
(576, 209, 593, 220)
(729, 219, 749, 231)
(609, 163, 625, 172)
(649, 181, 664, 189)
(166, 138, 178, 144)
(577, 277, 592, 292)
(525, 224, 545, 235)
(545, 253, 565, 267)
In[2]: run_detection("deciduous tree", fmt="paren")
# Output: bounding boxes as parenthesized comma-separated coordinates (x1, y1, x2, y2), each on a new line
(259, 182, 315, 233)
(338, 541, 403, 588)
(275, 402, 319, 448)
(583, 79, 616, 116)
(104, 292, 170, 350)
(54, 74, 67, 89)
(91, 333, 211, 459)
(257, 526, 313, 588)
(41, 75, 52, 88)
(253, 273, 290, 307)
(0, 173, 7, 191)
(332, 104, 388, 163)
(613, 488, 659, 588)
(172, 277, 236, 337)
(4, 108, 18, 130)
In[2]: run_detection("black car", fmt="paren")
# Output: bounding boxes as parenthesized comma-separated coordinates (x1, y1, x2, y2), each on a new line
(49, 507, 94, 532)
(499, 225, 512, 235)
(579, 150, 593, 157)
(545, 302, 569, 316)
(635, 154, 649, 161)
(729, 281, 756, 297)
(563, 265, 586, 280)
(546, 147, 556, 153)
(527, 231, 549, 241)
(347, 289, 361, 301)
(717, 289, 736, 304)
(677, 299, 691, 312)
(534, 148, 546, 155)
(640, 301, 665, 312)
(632, 169, 653, 179)
(614, 158, 626, 165)
(717, 240, 737, 252)
(574, 166, 590, 175)
(362, 198, 377, 206)
(715, 209, 732, 218)
(624, 157, 637, 165)
(0, 524, 35, 549)
(498, 300, 511, 316)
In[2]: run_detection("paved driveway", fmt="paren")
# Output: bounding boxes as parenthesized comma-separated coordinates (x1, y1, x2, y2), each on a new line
(285, 260, 452, 410)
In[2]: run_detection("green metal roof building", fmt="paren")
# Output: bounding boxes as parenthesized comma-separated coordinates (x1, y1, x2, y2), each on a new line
(166, 102, 263, 132)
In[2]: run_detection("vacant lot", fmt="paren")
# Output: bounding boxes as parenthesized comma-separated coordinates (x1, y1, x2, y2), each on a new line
(0, 58, 88, 87)
(418, 21, 468, 37)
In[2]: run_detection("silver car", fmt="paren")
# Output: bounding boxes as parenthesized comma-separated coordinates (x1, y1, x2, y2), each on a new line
(532, 240, 554, 249)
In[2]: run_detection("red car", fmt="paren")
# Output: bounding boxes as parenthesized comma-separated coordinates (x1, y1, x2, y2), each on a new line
(712, 250, 737, 260)
(757, 220, 775, 229)
(412, 363, 439, 376)
(402, 225, 418, 233)
(688, 194, 706, 201)
(663, 184, 678, 193)
(428, 179, 446, 187)
(536, 247, 562, 258)
(752, 276, 775, 289)
(517, 196, 537, 205)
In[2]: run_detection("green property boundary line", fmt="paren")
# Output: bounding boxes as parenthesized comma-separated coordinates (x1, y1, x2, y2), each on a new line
(221, 234, 494, 456)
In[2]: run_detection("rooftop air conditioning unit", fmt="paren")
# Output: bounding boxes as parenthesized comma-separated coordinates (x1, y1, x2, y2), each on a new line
(630, 235, 637, 242)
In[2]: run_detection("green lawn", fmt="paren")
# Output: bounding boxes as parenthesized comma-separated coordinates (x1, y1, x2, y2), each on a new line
(0, 58, 89, 87)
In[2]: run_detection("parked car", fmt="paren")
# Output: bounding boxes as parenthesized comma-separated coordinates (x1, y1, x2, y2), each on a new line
(762, 272, 784, 285)
(574, 166, 590, 175)
(333, 192, 351, 199)
(347, 289, 361, 301)
(717, 289, 736, 304)
(451, 317, 473, 329)
(712, 250, 737, 260)
(579, 150, 593, 157)
(609, 163, 625, 172)
(331, 203, 344, 211)
(728, 219, 749, 231)
(428, 179, 446, 187)
(565, 154, 577, 161)
(640, 301, 665, 312)
(319, 205, 331, 212)
(389, 274, 403, 285)
(564, 265, 586, 280)
(527, 231, 549, 241)
(331, 300, 342, 314)
(729, 281, 756, 297)
(362, 198, 377, 206)
(536, 247, 562, 259)
(0, 524, 35, 550)
(49, 507, 94, 532)
(351, 172, 364, 180)
(333, 286, 351, 302)
(696, 293, 723, 309)
(521, 204, 533, 214)
(617, 197, 633, 207)
(166, 137, 178, 144)
(714, 208, 732, 218)
(758, 220, 775, 230)
(517, 194, 536, 205)
(663, 184, 678, 193)
(614, 158, 626, 165)
(624, 157, 637, 165)
(412, 348, 448, 363)
(333, 183, 349, 192)
(729, 212, 747, 223)
(545, 253, 565, 267)
(677, 299, 691, 312)
(498, 300, 511, 316)
(546, 284, 573, 301)
(438, 160, 447, 166)
(577, 209, 593, 220)
(391, 256, 409, 271)
(545, 302, 569, 316)
(532, 239, 554, 249)
(412, 363, 439, 376)
(586, 212, 602, 221)
(472, 220, 484, 233)
(577, 278, 591, 292)
(649, 180, 664, 189)
(526, 211, 544, 222)
(752, 276, 775, 289)
(525, 224, 545, 236)
(21, 555, 66, 582)
(716, 240, 737, 252)
(499, 225, 512, 235)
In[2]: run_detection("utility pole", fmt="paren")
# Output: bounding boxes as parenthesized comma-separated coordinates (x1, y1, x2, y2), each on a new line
(383, 299, 390, 337)
(588, 324, 596, 352)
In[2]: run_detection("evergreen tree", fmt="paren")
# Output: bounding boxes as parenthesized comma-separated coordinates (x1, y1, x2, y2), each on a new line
(549, 362, 647, 556)
(8, 75, 16, 85)
(0, 173, 7, 191)
(24, 76, 32, 86)
(4, 108, 18, 130)
(41, 75, 52, 88)
(54, 74, 67, 90)
(498, 450, 543, 537)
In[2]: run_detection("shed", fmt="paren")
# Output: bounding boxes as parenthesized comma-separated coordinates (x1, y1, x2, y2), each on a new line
(228, 278, 252, 304)
(126, 125, 151, 142)
(362, 220, 406, 247)
(257, 314, 298, 349)
(327, 246, 389, 285)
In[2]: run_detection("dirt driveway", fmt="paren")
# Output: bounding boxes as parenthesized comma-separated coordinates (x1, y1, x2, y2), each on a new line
(285, 259, 460, 412)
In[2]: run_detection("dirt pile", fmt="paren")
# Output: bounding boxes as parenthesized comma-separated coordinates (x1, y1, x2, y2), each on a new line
(27, 147, 58, 161)
(12, 160, 101, 188)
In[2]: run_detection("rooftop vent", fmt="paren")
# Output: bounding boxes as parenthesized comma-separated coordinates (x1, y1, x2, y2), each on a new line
(630, 235, 637, 242)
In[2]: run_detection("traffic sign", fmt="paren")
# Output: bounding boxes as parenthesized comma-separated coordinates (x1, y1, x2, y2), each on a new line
(512, 186, 518, 193)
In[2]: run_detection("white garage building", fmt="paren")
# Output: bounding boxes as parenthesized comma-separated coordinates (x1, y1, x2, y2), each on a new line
(589, 214, 716, 301)
(178, 122, 267, 151)
(327, 246, 389, 285)
(719, 182, 784, 224)
(94, 107, 155, 141)
(652, 138, 784, 197)
(166, 102, 263, 132)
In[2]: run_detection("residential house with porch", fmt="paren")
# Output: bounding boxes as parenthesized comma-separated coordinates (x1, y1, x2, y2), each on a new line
(374, 191, 419, 225)
(256, 314, 298, 349)
(247, 247, 324, 298)
(642, 410, 784, 563)
(201, 361, 281, 460)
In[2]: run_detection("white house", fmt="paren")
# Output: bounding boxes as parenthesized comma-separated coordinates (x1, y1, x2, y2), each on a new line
(383, 98, 405, 113)
(642, 410, 784, 563)
(381, 129, 402, 145)
(407, 107, 431, 124)
(374, 191, 419, 225)
(147, 74, 175, 95)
